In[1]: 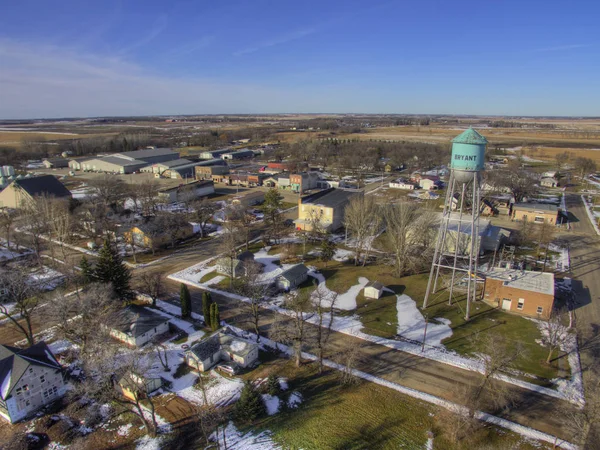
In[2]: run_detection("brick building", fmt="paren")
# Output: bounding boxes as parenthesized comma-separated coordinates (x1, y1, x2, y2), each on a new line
(482, 269, 555, 320)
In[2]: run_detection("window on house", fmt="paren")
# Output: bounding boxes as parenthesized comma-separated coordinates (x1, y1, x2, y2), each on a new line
(534, 216, 545, 223)
(517, 299, 525, 310)
(40, 375, 45, 383)
(537, 306, 544, 314)
(16, 388, 22, 395)
(22, 384, 29, 391)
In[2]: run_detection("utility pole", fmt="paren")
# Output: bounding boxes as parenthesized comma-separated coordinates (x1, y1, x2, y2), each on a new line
(421, 314, 429, 352)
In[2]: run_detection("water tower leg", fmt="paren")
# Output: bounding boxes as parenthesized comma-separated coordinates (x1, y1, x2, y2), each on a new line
(448, 182, 466, 305)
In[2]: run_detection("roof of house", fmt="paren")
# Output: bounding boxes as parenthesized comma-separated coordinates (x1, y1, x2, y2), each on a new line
(187, 334, 221, 361)
(155, 158, 192, 168)
(13, 175, 71, 198)
(219, 333, 257, 357)
(513, 202, 559, 212)
(452, 128, 488, 145)
(365, 281, 385, 290)
(301, 188, 359, 209)
(237, 251, 255, 261)
(540, 177, 557, 183)
(278, 264, 309, 282)
(111, 306, 170, 338)
(43, 157, 69, 164)
(485, 269, 555, 296)
(0, 341, 62, 400)
(116, 148, 178, 160)
(96, 156, 147, 167)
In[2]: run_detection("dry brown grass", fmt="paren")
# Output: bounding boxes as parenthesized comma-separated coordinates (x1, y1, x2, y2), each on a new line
(0, 131, 115, 147)
(524, 146, 600, 164)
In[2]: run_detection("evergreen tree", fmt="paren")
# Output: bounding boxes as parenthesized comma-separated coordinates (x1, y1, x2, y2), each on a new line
(320, 238, 337, 268)
(79, 256, 94, 284)
(180, 284, 191, 318)
(266, 374, 281, 396)
(234, 381, 266, 422)
(210, 302, 220, 331)
(202, 291, 212, 328)
(94, 239, 132, 301)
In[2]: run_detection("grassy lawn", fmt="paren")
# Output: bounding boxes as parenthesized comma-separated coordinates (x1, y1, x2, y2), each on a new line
(200, 271, 220, 283)
(242, 359, 551, 450)
(300, 259, 562, 381)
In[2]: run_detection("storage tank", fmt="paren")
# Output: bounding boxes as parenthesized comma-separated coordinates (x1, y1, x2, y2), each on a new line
(450, 128, 487, 183)
(2, 166, 14, 177)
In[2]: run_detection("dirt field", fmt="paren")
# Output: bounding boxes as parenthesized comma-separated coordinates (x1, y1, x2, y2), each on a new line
(0, 131, 116, 147)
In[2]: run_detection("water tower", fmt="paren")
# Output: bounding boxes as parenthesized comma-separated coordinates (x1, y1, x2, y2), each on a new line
(422, 128, 487, 320)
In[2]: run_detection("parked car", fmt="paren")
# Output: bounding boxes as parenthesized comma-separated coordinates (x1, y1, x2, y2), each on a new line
(216, 362, 240, 375)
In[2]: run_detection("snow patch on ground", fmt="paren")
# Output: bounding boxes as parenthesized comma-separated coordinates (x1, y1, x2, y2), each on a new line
(262, 394, 281, 415)
(210, 421, 280, 449)
(117, 423, 132, 436)
(287, 391, 303, 408)
(308, 272, 368, 310)
(396, 295, 453, 347)
(581, 194, 600, 235)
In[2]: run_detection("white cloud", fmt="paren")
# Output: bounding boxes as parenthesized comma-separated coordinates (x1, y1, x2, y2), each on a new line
(0, 38, 328, 118)
(232, 28, 316, 56)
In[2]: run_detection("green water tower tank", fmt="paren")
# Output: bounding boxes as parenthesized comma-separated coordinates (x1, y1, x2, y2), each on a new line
(450, 128, 487, 183)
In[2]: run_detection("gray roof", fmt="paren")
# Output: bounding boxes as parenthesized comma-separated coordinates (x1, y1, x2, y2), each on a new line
(279, 264, 309, 282)
(155, 158, 192, 168)
(219, 333, 257, 357)
(366, 281, 384, 290)
(97, 156, 146, 167)
(14, 175, 71, 198)
(237, 251, 255, 261)
(513, 203, 559, 212)
(302, 188, 360, 209)
(111, 306, 170, 338)
(188, 334, 221, 361)
(116, 148, 178, 160)
(485, 269, 555, 296)
(0, 342, 62, 400)
(223, 150, 254, 156)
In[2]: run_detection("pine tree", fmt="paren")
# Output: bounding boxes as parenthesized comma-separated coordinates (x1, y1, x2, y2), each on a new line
(94, 239, 132, 301)
(320, 238, 337, 268)
(234, 381, 266, 422)
(266, 374, 281, 396)
(79, 256, 93, 284)
(202, 291, 212, 328)
(180, 284, 191, 318)
(210, 302, 220, 331)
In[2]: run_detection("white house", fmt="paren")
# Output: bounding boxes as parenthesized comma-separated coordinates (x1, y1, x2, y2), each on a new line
(364, 281, 385, 299)
(109, 306, 170, 347)
(0, 342, 66, 423)
(185, 330, 260, 372)
(389, 180, 416, 190)
(540, 177, 559, 188)
(419, 178, 437, 190)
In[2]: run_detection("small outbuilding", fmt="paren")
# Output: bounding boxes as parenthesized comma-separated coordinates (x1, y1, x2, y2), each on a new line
(364, 281, 385, 299)
(276, 264, 309, 291)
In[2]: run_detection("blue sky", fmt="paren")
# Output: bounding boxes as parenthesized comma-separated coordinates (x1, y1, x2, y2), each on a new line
(0, 0, 598, 118)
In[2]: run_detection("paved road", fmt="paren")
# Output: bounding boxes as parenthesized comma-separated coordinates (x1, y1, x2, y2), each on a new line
(162, 280, 579, 443)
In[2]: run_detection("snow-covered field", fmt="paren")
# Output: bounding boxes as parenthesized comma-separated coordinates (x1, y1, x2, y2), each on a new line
(210, 422, 280, 449)
(395, 294, 452, 346)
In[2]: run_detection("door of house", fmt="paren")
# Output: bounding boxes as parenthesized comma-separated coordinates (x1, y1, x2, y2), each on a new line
(501, 299, 512, 311)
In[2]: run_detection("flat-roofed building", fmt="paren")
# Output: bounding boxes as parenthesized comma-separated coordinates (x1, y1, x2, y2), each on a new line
(196, 164, 230, 180)
(483, 269, 555, 320)
(512, 203, 559, 225)
(113, 148, 180, 164)
(295, 188, 361, 232)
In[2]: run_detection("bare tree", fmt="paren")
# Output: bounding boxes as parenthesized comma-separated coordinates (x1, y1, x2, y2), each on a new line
(232, 261, 270, 342)
(488, 164, 536, 203)
(156, 211, 189, 248)
(137, 179, 160, 216)
(333, 343, 362, 385)
(271, 291, 314, 367)
(87, 174, 127, 210)
(312, 284, 337, 373)
(563, 376, 600, 447)
(47, 198, 73, 262)
(196, 404, 226, 448)
(344, 195, 381, 266)
(555, 151, 572, 171)
(136, 271, 164, 308)
(47, 283, 118, 357)
(189, 198, 218, 238)
(20, 198, 49, 266)
(540, 309, 569, 363)
(0, 210, 15, 249)
(536, 221, 556, 271)
(0, 267, 43, 345)
(226, 203, 253, 250)
(574, 156, 597, 181)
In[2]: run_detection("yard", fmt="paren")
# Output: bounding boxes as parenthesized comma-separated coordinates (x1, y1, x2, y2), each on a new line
(243, 359, 552, 450)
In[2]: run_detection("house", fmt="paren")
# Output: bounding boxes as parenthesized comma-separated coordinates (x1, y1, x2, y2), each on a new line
(185, 330, 259, 372)
(42, 158, 69, 169)
(195, 164, 230, 180)
(441, 218, 510, 256)
(540, 177, 559, 188)
(157, 180, 215, 203)
(199, 149, 231, 160)
(0, 342, 66, 423)
(512, 203, 559, 225)
(0, 175, 72, 209)
(389, 179, 416, 190)
(247, 173, 269, 187)
(117, 370, 163, 401)
(216, 251, 255, 277)
(295, 188, 361, 232)
(125, 220, 195, 249)
(419, 176, 440, 190)
(232, 191, 265, 208)
(276, 264, 309, 291)
(483, 269, 555, 320)
(290, 172, 321, 193)
(109, 306, 170, 347)
(364, 281, 385, 299)
(542, 171, 558, 179)
(221, 149, 254, 160)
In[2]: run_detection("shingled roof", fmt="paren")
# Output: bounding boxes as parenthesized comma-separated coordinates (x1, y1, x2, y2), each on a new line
(188, 334, 221, 361)
(111, 306, 170, 338)
(14, 175, 71, 199)
(0, 342, 62, 400)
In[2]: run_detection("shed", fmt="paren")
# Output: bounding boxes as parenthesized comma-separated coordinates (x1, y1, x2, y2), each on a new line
(276, 264, 309, 291)
(364, 281, 385, 299)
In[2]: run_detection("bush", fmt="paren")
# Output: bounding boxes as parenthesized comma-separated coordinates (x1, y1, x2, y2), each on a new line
(174, 362, 191, 379)
(234, 381, 266, 422)
(266, 374, 281, 396)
